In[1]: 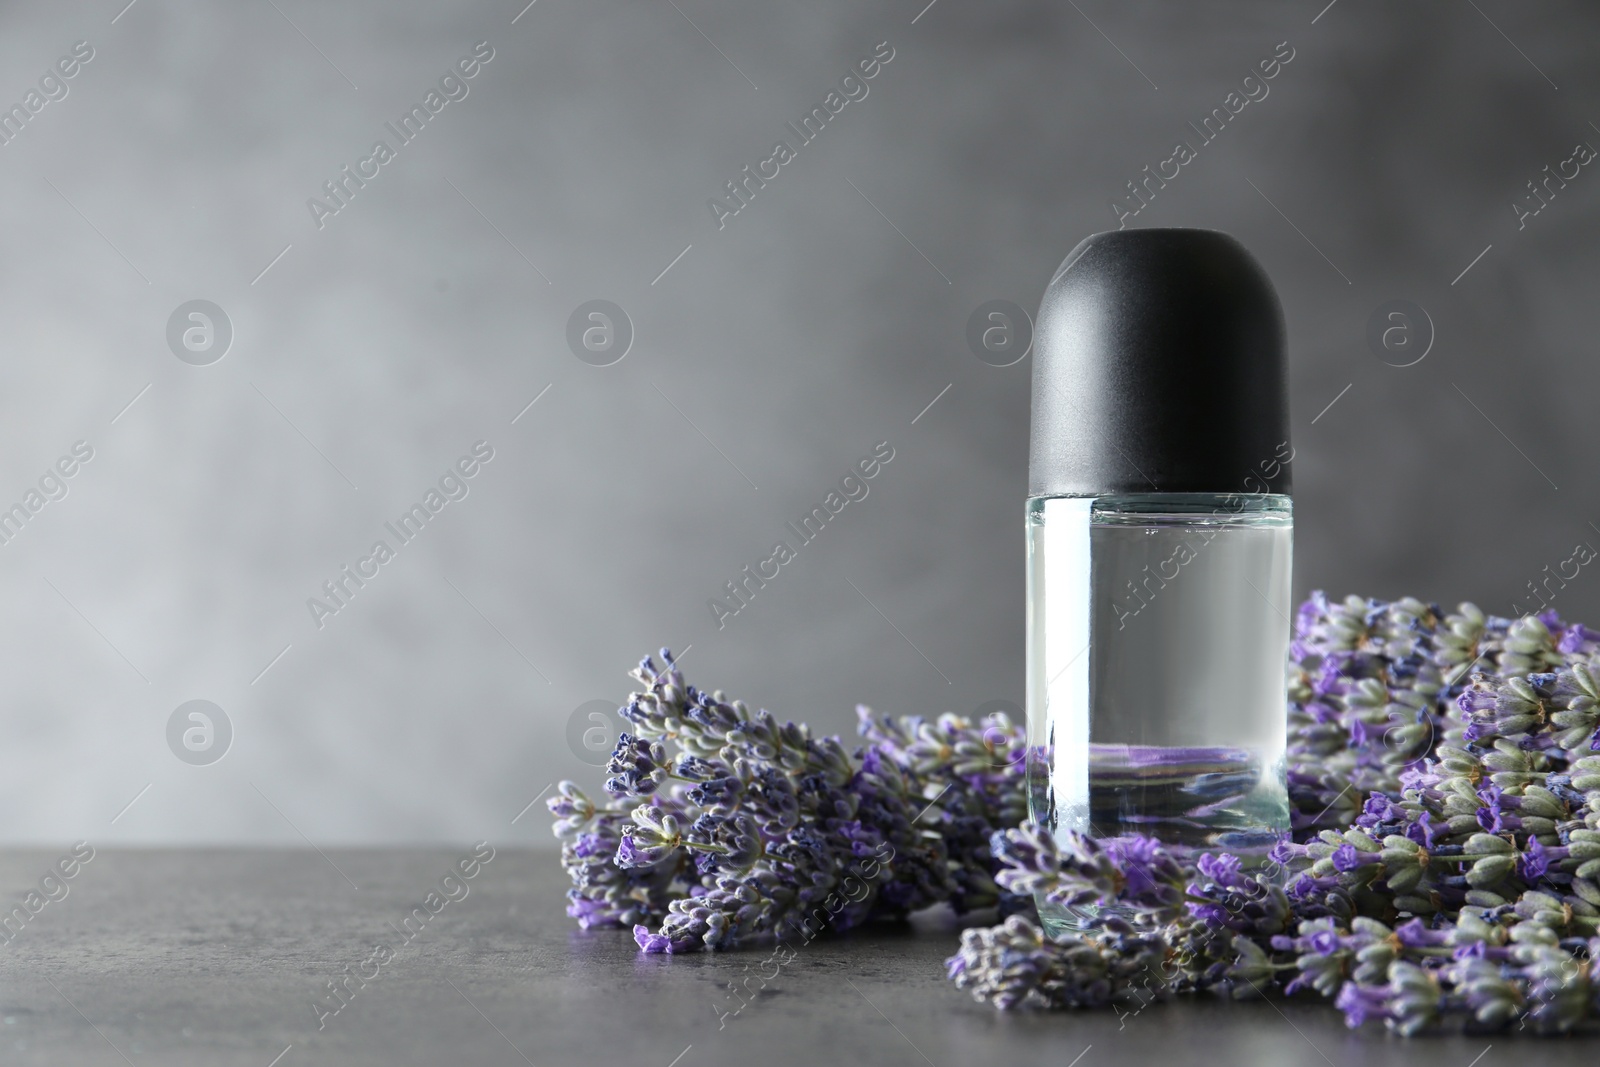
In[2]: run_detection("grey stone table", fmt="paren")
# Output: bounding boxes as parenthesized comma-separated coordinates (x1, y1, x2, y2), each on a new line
(1, 848, 1595, 1066)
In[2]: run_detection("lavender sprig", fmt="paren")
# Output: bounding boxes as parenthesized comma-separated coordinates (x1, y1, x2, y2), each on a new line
(547, 650, 1023, 952)
(553, 593, 1600, 1035)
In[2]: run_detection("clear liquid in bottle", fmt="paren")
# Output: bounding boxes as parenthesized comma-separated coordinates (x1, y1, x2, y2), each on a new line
(1025, 492, 1292, 934)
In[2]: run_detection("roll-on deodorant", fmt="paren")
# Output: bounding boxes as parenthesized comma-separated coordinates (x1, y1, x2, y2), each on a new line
(1024, 228, 1293, 932)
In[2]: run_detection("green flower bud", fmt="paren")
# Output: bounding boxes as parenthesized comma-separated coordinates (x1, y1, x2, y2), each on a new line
(1467, 854, 1515, 887)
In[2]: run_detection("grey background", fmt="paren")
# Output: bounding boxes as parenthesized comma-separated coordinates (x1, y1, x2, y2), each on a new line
(0, 0, 1595, 843)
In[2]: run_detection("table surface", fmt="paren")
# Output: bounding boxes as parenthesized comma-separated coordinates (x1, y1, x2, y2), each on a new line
(0, 848, 1593, 1066)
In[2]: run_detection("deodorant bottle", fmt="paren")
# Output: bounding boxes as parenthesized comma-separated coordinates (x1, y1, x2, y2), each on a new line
(1024, 229, 1292, 933)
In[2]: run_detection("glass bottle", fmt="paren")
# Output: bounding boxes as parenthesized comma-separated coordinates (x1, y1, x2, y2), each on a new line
(1024, 229, 1293, 935)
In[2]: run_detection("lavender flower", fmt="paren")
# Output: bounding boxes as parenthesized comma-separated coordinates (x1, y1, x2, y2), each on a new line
(554, 593, 1600, 1036)
(549, 649, 1000, 954)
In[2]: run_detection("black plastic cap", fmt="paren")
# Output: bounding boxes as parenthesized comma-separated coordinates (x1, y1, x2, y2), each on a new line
(1028, 228, 1291, 498)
